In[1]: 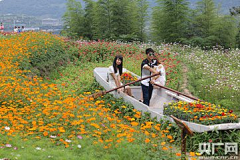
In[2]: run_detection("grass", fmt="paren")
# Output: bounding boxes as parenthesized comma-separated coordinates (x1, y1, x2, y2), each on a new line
(0, 135, 152, 160)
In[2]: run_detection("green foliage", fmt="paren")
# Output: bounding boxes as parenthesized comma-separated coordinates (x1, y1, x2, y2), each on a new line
(63, 0, 149, 41)
(95, 0, 115, 39)
(151, 0, 189, 43)
(82, 0, 97, 40)
(135, 0, 149, 41)
(185, 0, 239, 49)
(61, 0, 240, 48)
(62, 0, 85, 39)
(195, 0, 217, 38)
(213, 15, 238, 48)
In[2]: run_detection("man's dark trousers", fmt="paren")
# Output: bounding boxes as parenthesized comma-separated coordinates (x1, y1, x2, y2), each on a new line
(141, 83, 153, 106)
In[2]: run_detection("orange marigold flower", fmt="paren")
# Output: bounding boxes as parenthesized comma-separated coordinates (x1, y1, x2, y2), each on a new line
(189, 152, 195, 156)
(167, 135, 173, 139)
(131, 122, 138, 126)
(162, 147, 168, 150)
(43, 131, 48, 136)
(176, 153, 181, 156)
(145, 138, 150, 143)
(128, 138, 135, 142)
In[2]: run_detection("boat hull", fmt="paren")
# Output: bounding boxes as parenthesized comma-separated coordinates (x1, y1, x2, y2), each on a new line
(94, 67, 240, 133)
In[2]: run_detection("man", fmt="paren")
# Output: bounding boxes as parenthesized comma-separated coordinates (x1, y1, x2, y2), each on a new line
(141, 48, 157, 106)
(0, 23, 4, 33)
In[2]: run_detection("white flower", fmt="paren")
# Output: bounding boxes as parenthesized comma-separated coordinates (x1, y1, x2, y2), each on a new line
(50, 135, 56, 139)
(5, 126, 10, 130)
(6, 144, 12, 147)
(77, 145, 81, 149)
(36, 147, 41, 150)
(65, 139, 71, 143)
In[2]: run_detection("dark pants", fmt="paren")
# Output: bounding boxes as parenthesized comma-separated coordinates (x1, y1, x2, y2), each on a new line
(141, 83, 153, 106)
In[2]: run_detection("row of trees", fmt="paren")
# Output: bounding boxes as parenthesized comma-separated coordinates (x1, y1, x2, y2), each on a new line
(63, 0, 148, 42)
(62, 0, 240, 48)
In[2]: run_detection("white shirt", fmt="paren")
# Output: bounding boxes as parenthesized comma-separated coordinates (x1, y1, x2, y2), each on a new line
(153, 64, 166, 86)
(107, 66, 123, 88)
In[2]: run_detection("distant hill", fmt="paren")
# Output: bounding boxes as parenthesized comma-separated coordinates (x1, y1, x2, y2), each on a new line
(0, 0, 240, 19)
(0, 0, 69, 19)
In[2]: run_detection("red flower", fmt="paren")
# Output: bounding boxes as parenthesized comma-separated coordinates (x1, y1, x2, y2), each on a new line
(221, 112, 225, 116)
(229, 110, 233, 113)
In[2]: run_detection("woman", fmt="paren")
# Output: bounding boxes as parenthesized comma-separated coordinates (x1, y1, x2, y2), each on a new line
(144, 58, 166, 108)
(108, 55, 133, 97)
(151, 58, 166, 86)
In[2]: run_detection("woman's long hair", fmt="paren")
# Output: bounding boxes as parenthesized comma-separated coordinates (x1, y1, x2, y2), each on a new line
(154, 57, 161, 65)
(113, 55, 123, 76)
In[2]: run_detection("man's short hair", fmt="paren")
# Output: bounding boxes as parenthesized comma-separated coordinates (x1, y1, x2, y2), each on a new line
(146, 48, 154, 55)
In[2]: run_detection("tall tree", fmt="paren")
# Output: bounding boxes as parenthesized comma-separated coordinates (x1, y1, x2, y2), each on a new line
(111, 0, 132, 39)
(82, 0, 94, 40)
(151, 0, 189, 43)
(62, 0, 84, 38)
(135, 0, 149, 41)
(194, 0, 217, 39)
(230, 6, 240, 48)
(151, 1, 164, 42)
(97, 0, 115, 39)
(214, 15, 238, 48)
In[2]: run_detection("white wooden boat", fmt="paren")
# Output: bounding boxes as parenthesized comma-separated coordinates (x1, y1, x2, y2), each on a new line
(94, 67, 240, 133)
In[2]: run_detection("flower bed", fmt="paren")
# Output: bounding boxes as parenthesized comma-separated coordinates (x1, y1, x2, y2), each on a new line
(163, 101, 238, 125)
(121, 72, 141, 86)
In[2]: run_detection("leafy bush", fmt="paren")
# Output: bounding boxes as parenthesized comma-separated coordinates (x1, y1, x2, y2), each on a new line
(14, 32, 74, 77)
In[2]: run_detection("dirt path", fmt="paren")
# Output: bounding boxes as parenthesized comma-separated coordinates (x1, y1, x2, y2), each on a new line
(180, 63, 196, 98)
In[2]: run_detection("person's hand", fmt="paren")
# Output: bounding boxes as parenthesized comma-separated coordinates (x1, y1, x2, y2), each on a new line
(150, 80, 154, 84)
(117, 88, 123, 93)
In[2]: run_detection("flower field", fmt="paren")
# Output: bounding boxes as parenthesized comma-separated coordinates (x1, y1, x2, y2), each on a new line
(164, 101, 238, 125)
(0, 32, 185, 159)
(179, 46, 240, 114)
(0, 32, 239, 159)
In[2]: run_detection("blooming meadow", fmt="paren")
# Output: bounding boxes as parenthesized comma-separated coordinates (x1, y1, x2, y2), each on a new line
(0, 32, 239, 159)
(0, 32, 185, 159)
(179, 46, 240, 113)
